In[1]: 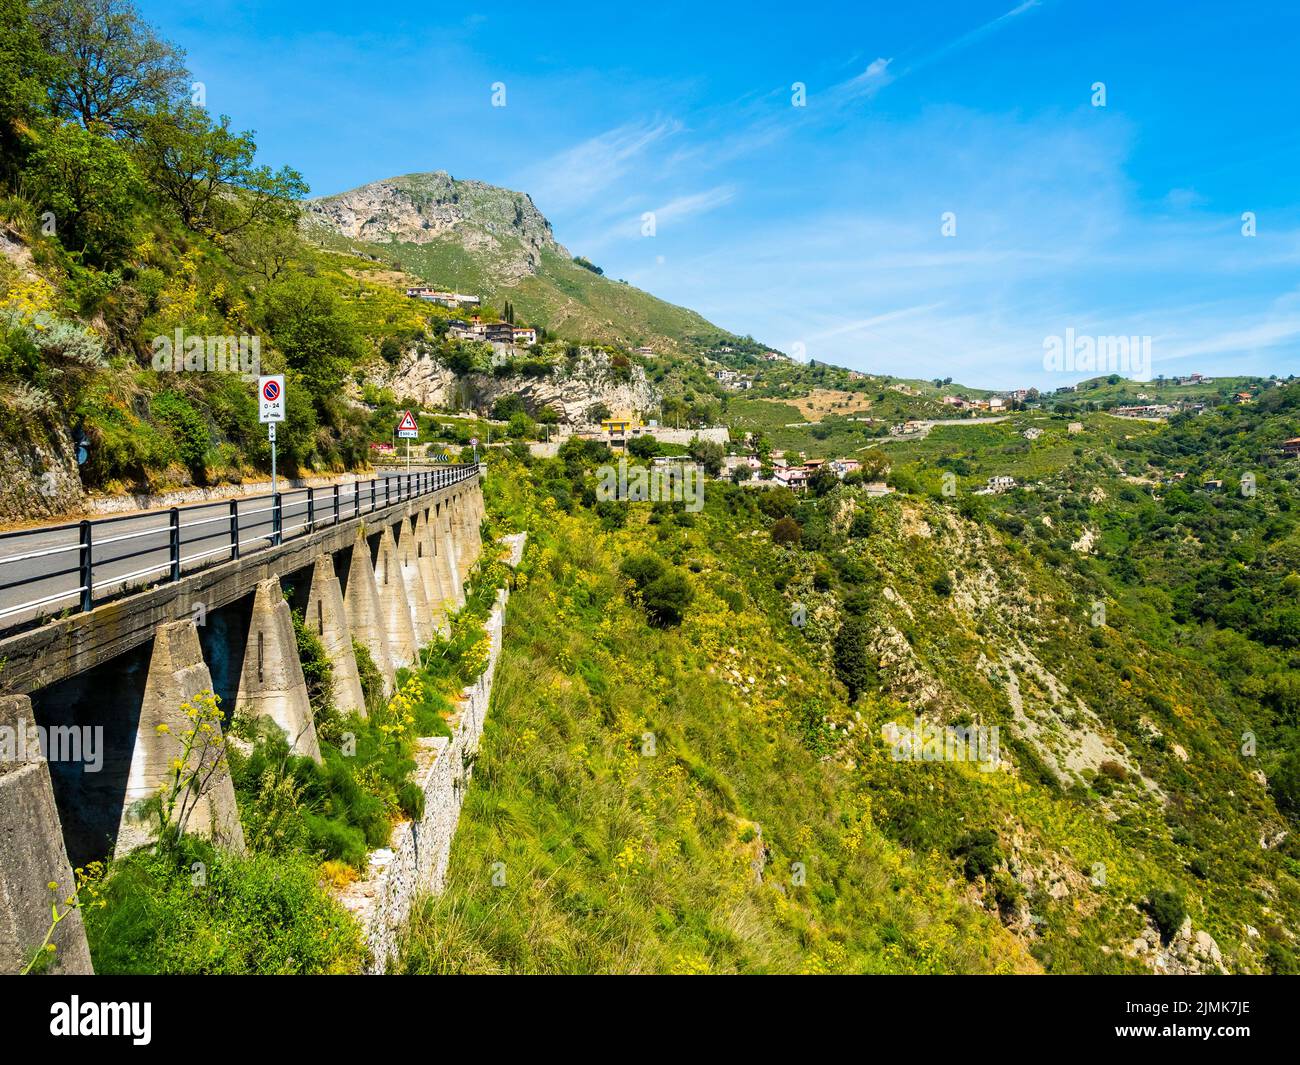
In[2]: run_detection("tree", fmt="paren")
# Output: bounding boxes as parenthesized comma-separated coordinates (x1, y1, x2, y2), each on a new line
(0, 0, 55, 174)
(259, 276, 363, 401)
(27, 120, 139, 265)
(833, 614, 875, 702)
(506, 412, 535, 440)
(226, 221, 300, 282)
(627, 435, 659, 459)
(620, 553, 664, 589)
(809, 464, 838, 496)
(759, 487, 797, 519)
(491, 393, 526, 421)
(585, 401, 611, 424)
(1270, 749, 1300, 820)
(771, 516, 801, 544)
(1145, 891, 1186, 945)
(32, 0, 187, 135)
(688, 436, 724, 476)
(642, 570, 694, 627)
(137, 103, 307, 235)
(730, 464, 752, 484)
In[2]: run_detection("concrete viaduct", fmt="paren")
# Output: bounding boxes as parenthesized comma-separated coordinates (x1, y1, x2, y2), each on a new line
(0, 470, 486, 974)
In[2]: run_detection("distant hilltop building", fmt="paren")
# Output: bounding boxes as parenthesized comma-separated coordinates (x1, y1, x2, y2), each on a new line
(406, 288, 481, 309)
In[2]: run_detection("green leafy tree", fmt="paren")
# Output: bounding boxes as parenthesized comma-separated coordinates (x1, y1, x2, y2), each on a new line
(27, 120, 139, 265)
(137, 103, 307, 235)
(32, 0, 188, 135)
(627, 435, 659, 459)
(0, 0, 55, 174)
(259, 276, 363, 402)
(642, 570, 694, 627)
(770, 516, 801, 544)
(833, 614, 874, 702)
(688, 436, 724, 476)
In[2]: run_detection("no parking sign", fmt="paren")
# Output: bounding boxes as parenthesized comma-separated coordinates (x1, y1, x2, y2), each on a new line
(258, 375, 285, 422)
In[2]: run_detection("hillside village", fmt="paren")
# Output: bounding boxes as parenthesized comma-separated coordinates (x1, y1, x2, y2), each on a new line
(378, 281, 1300, 505)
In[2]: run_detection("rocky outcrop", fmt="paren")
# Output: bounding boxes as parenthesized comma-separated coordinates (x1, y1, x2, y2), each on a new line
(303, 171, 565, 286)
(1126, 916, 1225, 975)
(0, 423, 84, 524)
(384, 347, 660, 424)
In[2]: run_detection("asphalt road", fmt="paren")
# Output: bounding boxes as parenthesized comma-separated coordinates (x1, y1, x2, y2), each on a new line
(0, 467, 463, 633)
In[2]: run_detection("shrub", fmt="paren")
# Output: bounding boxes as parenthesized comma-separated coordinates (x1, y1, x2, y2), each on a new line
(621, 553, 665, 590)
(833, 614, 875, 702)
(642, 570, 694, 627)
(953, 830, 1001, 880)
(628, 435, 659, 459)
(1145, 890, 1187, 945)
(771, 516, 801, 545)
(83, 843, 364, 974)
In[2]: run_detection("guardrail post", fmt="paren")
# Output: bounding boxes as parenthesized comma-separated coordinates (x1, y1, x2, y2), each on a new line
(370, 480, 376, 512)
(385, 478, 390, 508)
(229, 500, 240, 560)
(307, 486, 315, 531)
(273, 492, 282, 546)
(79, 520, 93, 612)
(169, 507, 181, 582)
(333, 484, 340, 525)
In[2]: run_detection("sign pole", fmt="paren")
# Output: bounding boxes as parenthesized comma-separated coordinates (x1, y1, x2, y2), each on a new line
(258, 374, 286, 546)
(270, 422, 278, 544)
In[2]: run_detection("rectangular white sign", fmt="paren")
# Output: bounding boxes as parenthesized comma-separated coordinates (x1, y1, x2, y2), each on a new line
(258, 375, 285, 423)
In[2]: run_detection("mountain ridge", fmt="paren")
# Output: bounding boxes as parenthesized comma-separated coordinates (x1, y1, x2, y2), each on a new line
(301, 170, 732, 353)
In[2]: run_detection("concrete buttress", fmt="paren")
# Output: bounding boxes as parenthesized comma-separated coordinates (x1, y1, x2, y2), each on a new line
(115, 619, 246, 859)
(235, 577, 322, 762)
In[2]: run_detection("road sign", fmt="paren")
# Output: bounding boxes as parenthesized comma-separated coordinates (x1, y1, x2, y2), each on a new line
(259, 375, 285, 422)
(397, 410, 419, 439)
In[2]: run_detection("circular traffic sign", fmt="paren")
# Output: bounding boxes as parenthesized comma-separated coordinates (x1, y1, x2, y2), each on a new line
(262, 379, 280, 401)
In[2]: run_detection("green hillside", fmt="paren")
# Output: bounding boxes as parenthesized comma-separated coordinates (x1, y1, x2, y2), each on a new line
(396, 410, 1300, 973)
(303, 173, 730, 354)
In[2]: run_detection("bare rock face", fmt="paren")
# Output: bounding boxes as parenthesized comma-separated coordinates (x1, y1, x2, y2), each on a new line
(0, 424, 84, 524)
(302, 171, 566, 287)
(1127, 915, 1225, 974)
(384, 347, 660, 425)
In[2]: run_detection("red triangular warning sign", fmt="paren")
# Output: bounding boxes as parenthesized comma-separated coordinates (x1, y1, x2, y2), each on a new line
(397, 410, 418, 432)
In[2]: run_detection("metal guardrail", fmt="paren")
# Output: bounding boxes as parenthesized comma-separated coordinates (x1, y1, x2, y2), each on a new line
(0, 464, 478, 630)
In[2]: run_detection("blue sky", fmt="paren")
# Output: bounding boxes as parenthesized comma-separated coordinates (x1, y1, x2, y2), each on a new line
(139, 1, 1300, 387)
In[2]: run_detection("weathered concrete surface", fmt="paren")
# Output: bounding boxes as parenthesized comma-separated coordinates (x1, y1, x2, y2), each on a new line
(414, 508, 450, 636)
(343, 525, 395, 698)
(373, 526, 417, 674)
(115, 620, 245, 859)
(303, 554, 367, 717)
(235, 578, 322, 761)
(435, 501, 463, 610)
(452, 496, 473, 586)
(0, 474, 481, 696)
(0, 694, 94, 975)
(395, 520, 434, 648)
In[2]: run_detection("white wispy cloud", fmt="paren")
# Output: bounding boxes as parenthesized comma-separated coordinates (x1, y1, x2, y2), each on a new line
(518, 118, 683, 211)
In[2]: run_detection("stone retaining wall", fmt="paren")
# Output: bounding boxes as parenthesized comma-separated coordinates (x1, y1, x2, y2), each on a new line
(339, 578, 513, 973)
